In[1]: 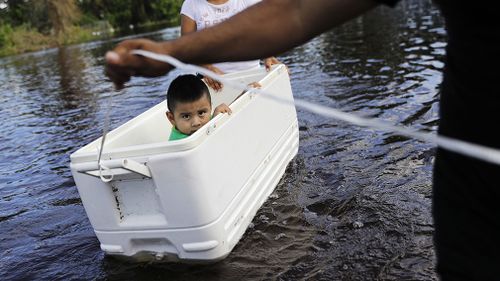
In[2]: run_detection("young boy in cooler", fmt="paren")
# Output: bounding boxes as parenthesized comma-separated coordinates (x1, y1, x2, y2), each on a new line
(166, 74, 231, 141)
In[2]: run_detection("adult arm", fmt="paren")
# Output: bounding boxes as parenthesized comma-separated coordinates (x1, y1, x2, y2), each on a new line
(180, 14, 224, 75)
(105, 0, 379, 87)
(181, 14, 225, 91)
(180, 14, 197, 36)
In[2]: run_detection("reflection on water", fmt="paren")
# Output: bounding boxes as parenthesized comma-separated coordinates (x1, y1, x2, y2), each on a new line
(1, 1, 442, 280)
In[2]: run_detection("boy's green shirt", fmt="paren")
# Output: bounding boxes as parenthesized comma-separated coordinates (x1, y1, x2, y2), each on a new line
(169, 127, 189, 141)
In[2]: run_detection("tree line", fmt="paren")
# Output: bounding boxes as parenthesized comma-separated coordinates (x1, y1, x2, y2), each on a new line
(0, 0, 183, 56)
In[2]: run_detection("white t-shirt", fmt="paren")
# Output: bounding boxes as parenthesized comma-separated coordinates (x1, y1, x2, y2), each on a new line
(181, 0, 261, 73)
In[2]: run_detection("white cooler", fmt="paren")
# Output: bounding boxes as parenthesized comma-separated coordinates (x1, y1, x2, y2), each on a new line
(70, 65, 299, 262)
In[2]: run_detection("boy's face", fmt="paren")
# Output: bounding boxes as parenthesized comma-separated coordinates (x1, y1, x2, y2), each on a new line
(166, 95, 212, 136)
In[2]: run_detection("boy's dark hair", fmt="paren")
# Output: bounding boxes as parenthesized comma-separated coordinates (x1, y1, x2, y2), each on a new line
(167, 74, 211, 112)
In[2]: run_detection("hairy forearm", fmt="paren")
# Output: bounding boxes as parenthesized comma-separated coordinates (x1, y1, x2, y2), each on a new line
(166, 0, 378, 64)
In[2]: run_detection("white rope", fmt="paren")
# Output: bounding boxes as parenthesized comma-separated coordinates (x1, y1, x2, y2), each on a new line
(97, 91, 114, 182)
(131, 50, 500, 166)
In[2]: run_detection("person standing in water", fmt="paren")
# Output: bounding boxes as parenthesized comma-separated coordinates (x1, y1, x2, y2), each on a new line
(105, 0, 500, 279)
(180, 0, 281, 90)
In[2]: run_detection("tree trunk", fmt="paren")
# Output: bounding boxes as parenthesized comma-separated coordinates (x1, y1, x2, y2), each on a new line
(47, 0, 80, 35)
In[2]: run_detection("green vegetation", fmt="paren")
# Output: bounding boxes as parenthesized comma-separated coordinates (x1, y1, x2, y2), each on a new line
(0, 0, 183, 57)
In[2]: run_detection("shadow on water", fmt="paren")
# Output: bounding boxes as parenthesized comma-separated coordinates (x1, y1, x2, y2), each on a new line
(1, 0, 442, 279)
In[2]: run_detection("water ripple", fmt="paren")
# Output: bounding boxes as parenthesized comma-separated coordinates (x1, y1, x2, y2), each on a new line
(0, 1, 443, 279)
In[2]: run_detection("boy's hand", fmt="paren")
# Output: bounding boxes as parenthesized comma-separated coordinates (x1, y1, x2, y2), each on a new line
(213, 103, 232, 116)
(233, 82, 261, 101)
(247, 82, 261, 89)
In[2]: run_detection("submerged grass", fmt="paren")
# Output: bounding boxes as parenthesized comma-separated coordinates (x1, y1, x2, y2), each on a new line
(0, 24, 103, 57)
(0, 19, 177, 58)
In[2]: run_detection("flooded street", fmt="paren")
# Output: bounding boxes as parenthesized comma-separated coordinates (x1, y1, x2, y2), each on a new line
(1, 1, 443, 279)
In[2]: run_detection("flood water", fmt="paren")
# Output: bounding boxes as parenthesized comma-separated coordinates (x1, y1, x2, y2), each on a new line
(1, 1, 444, 280)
